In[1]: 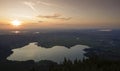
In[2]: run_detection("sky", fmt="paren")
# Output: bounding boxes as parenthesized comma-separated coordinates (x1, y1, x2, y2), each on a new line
(0, 0, 120, 30)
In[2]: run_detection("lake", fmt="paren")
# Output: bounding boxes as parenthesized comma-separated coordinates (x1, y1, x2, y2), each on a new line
(7, 42, 90, 63)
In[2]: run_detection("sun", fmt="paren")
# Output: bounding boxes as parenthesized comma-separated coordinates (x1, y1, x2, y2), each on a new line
(11, 20, 21, 27)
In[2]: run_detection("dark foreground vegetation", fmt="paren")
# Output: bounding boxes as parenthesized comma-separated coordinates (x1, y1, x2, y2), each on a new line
(1, 56, 120, 71)
(29, 56, 120, 71)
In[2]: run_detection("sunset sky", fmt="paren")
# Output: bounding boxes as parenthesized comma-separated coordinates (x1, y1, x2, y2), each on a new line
(0, 0, 120, 30)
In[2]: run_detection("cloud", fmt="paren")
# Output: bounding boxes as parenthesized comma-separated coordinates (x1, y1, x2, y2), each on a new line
(38, 21, 43, 23)
(38, 13, 61, 18)
(37, 13, 71, 20)
(23, 1, 38, 12)
(23, 0, 55, 10)
(23, 1, 56, 13)
(37, 1, 55, 6)
(57, 17, 72, 20)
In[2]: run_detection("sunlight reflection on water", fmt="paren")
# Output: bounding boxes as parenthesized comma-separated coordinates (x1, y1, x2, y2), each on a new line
(7, 42, 90, 63)
(11, 31, 21, 34)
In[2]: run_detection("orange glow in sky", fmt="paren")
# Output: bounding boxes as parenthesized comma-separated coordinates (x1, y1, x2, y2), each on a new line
(0, 0, 120, 29)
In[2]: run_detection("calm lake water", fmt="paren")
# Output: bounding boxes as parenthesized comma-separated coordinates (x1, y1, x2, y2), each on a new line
(7, 42, 90, 63)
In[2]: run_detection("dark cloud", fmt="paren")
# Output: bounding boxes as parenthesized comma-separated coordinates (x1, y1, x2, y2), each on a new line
(37, 13, 71, 20)
(38, 21, 43, 23)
